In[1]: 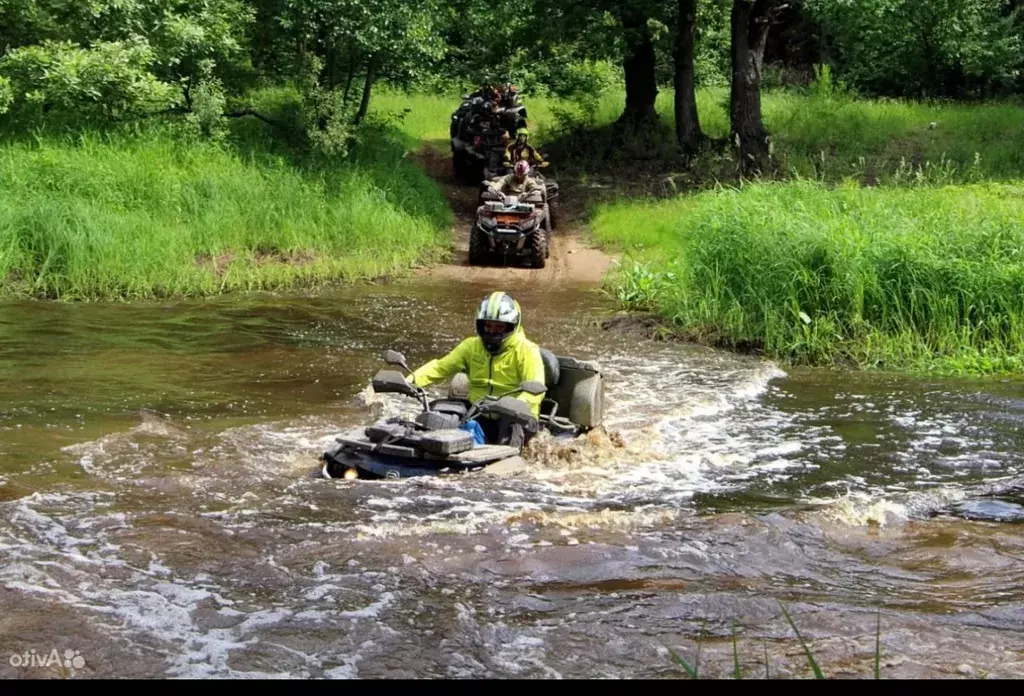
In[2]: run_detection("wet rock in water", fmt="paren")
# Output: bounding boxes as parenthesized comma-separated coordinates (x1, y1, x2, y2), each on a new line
(950, 498, 1024, 523)
(937, 438, 963, 455)
(957, 663, 974, 675)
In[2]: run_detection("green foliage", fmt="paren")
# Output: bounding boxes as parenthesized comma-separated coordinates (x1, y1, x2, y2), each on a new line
(266, 0, 447, 85)
(694, 0, 732, 88)
(0, 1, 255, 88)
(541, 58, 622, 102)
(0, 76, 12, 114)
(593, 180, 1024, 374)
(651, 0, 730, 89)
(423, 0, 621, 100)
(804, 0, 1024, 98)
(0, 39, 178, 124)
(247, 0, 449, 154)
(807, 63, 851, 102)
(186, 78, 229, 139)
(608, 260, 675, 312)
(543, 60, 623, 129)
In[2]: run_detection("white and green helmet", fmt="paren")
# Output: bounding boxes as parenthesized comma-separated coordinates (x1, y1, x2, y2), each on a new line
(476, 291, 521, 353)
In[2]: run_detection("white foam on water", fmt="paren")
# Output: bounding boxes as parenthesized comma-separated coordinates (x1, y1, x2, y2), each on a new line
(806, 490, 911, 527)
(0, 493, 403, 678)
(167, 346, 807, 544)
(439, 602, 564, 678)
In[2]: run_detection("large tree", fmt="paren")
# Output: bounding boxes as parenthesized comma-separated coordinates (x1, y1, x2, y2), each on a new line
(674, 0, 705, 154)
(529, 1, 668, 130)
(729, 0, 785, 174)
(617, 2, 661, 127)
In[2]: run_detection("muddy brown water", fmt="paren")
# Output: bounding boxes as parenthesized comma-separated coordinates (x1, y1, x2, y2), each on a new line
(1, 277, 1023, 679)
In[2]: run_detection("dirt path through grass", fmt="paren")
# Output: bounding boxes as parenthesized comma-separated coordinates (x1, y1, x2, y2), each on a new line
(410, 144, 615, 287)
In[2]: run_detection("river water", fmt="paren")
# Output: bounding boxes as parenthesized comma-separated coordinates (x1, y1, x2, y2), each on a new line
(1, 279, 1022, 679)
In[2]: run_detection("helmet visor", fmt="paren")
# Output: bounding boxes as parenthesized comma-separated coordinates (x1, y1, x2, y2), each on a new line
(477, 319, 515, 349)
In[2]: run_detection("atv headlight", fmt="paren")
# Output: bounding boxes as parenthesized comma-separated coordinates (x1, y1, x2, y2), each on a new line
(481, 217, 497, 228)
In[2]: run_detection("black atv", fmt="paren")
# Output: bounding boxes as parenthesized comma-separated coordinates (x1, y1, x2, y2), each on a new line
(317, 348, 605, 480)
(451, 98, 528, 185)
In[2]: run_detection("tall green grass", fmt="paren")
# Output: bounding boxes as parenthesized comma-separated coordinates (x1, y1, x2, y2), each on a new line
(759, 89, 1024, 184)
(0, 118, 453, 300)
(592, 180, 1024, 375)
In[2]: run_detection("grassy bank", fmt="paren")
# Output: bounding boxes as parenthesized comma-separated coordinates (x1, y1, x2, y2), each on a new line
(592, 180, 1024, 375)
(0, 113, 452, 300)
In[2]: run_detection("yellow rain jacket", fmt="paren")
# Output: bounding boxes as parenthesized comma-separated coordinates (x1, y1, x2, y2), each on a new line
(409, 323, 546, 418)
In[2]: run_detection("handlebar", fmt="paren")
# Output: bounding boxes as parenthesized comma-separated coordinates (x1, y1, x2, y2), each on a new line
(402, 380, 538, 428)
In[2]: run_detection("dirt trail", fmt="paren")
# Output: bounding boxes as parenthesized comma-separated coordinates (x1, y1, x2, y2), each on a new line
(411, 145, 615, 287)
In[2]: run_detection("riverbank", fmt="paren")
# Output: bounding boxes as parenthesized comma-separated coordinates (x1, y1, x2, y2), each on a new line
(6, 83, 1024, 334)
(0, 120, 452, 300)
(591, 180, 1024, 375)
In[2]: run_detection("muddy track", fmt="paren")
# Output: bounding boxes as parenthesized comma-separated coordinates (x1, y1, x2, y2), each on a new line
(411, 145, 615, 288)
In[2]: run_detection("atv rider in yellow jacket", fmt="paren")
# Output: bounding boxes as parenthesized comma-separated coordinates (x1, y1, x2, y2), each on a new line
(409, 291, 546, 448)
(502, 127, 548, 172)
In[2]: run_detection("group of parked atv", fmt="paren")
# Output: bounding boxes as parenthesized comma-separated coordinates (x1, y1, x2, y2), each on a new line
(449, 83, 560, 269)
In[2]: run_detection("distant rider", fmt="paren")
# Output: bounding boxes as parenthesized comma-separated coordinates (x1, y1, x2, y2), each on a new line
(409, 291, 545, 448)
(503, 127, 547, 172)
(500, 83, 520, 108)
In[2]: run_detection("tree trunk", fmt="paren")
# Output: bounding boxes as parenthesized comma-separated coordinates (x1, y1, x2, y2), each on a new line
(326, 46, 338, 89)
(674, 0, 704, 155)
(353, 55, 379, 126)
(730, 0, 775, 175)
(343, 60, 356, 103)
(618, 7, 659, 128)
(342, 40, 357, 103)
